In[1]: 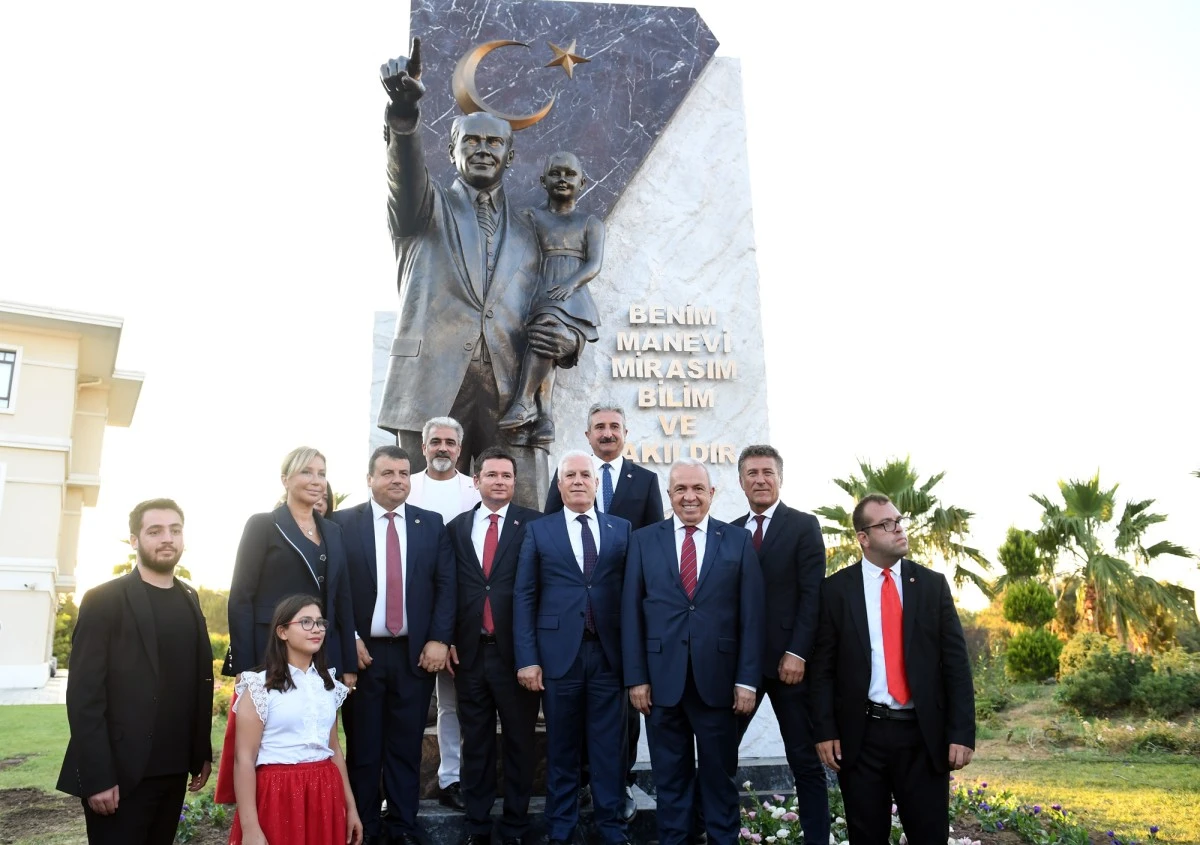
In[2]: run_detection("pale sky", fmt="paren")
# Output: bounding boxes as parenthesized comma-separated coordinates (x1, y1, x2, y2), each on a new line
(2, 1, 1197, 609)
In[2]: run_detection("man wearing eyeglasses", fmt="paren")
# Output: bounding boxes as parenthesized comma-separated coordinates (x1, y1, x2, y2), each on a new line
(809, 494, 974, 845)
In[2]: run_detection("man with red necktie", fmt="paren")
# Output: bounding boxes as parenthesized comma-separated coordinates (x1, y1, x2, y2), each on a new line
(622, 458, 764, 845)
(445, 447, 543, 845)
(809, 494, 975, 845)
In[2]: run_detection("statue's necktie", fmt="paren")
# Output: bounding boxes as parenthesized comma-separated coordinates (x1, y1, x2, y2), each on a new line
(680, 525, 698, 599)
(481, 513, 499, 635)
(881, 568, 910, 705)
(601, 463, 614, 512)
(476, 191, 497, 239)
(752, 514, 765, 551)
(577, 514, 598, 632)
(385, 512, 404, 635)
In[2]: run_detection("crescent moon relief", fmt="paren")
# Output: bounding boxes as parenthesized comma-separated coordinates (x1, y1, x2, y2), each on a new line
(451, 39, 559, 131)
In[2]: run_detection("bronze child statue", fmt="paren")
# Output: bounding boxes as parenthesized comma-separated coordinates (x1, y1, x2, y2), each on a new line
(498, 151, 604, 443)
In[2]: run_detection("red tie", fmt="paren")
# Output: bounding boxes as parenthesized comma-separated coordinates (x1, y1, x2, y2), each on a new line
(481, 513, 499, 635)
(752, 514, 765, 551)
(680, 525, 698, 599)
(385, 512, 404, 636)
(881, 568, 910, 705)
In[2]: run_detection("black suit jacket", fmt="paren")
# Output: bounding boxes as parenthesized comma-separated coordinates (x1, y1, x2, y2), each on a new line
(544, 460, 663, 531)
(331, 500, 456, 674)
(732, 502, 825, 675)
(227, 505, 356, 675)
(809, 559, 975, 772)
(58, 571, 213, 798)
(447, 503, 542, 670)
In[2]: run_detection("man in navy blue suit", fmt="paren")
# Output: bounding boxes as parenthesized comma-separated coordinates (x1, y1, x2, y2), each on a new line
(622, 458, 764, 845)
(514, 451, 633, 845)
(544, 401, 664, 820)
(332, 445, 456, 845)
(732, 445, 829, 845)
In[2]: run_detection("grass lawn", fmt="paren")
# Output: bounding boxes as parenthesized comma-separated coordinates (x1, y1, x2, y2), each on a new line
(0, 705, 228, 845)
(962, 756, 1199, 844)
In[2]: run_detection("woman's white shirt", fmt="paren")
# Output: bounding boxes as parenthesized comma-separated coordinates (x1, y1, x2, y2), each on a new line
(234, 664, 349, 765)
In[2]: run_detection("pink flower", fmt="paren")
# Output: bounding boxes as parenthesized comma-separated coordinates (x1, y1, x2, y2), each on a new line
(750, 835, 762, 843)
(774, 794, 786, 803)
(748, 811, 757, 819)
(741, 828, 752, 839)
(783, 812, 799, 822)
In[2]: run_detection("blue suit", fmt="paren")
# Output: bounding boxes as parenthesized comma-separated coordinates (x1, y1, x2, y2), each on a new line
(622, 517, 764, 845)
(514, 509, 631, 844)
(331, 500, 455, 840)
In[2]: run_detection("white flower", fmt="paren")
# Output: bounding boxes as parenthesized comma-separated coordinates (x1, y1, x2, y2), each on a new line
(771, 807, 786, 819)
(829, 836, 837, 845)
(765, 837, 776, 843)
(777, 828, 790, 839)
(835, 818, 845, 825)
(743, 781, 753, 790)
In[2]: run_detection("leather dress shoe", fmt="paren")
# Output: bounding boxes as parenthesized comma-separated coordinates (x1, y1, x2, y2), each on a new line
(440, 781, 467, 811)
(621, 783, 637, 822)
(461, 836, 490, 845)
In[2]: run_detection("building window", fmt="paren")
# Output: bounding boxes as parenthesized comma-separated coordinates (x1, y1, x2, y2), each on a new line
(0, 349, 16, 411)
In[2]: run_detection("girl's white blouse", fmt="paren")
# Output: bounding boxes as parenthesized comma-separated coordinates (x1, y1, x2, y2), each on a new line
(234, 664, 348, 765)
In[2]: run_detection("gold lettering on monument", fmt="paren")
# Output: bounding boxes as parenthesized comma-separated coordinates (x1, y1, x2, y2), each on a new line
(610, 303, 739, 465)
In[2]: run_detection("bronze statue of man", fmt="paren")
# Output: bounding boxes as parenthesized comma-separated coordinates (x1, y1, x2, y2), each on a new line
(376, 39, 582, 504)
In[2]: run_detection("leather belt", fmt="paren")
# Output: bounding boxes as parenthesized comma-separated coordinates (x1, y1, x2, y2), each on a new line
(865, 701, 917, 720)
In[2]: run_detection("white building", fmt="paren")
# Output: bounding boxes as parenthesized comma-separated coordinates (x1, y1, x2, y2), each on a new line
(0, 301, 142, 689)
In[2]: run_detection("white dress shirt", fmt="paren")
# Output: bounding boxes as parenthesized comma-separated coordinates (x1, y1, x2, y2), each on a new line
(235, 664, 349, 765)
(861, 557, 912, 709)
(671, 515, 709, 574)
(564, 507, 601, 570)
(369, 499, 409, 637)
(471, 503, 510, 562)
(591, 455, 625, 512)
(747, 500, 779, 541)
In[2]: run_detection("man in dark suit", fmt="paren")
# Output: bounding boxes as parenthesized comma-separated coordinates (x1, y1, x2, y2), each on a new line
(332, 445, 456, 845)
(514, 451, 632, 845)
(376, 42, 582, 498)
(810, 494, 975, 845)
(731, 445, 829, 845)
(622, 458, 764, 845)
(446, 447, 543, 844)
(544, 401, 663, 818)
(58, 498, 213, 845)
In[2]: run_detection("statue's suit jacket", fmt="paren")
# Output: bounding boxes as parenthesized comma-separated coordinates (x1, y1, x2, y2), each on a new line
(58, 572, 213, 799)
(621, 518, 764, 708)
(808, 559, 975, 772)
(378, 107, 543, 435)
(730, 502, 825, 674)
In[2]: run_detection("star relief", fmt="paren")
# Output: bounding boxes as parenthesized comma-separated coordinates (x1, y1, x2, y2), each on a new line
(545, 39, 590, 79)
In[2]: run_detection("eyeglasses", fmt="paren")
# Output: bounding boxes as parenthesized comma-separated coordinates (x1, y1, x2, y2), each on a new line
(860, 516, 909, 534)
(284, 617, 328, 631)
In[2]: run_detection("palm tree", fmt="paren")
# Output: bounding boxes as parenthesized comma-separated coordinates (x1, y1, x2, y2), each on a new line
(813, 457, 993, 596)
(1031, 472, 1194, 645)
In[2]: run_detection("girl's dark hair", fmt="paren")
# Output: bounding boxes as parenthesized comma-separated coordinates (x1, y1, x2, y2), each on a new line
(262, 594, 335, 693)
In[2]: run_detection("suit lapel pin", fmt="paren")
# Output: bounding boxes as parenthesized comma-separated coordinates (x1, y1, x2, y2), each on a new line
(909, 577, 915, 583)
(513, 520, 520, 526)
(415, 518, 421, 524)
(626, 473, 632, 479)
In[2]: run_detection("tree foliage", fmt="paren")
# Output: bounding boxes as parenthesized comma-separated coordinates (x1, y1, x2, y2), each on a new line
(53, 595, 78, 669)
(1031, 473, 1195, 646)
(814, 457, 992, 596)
(1003, 580, 1057, 628)
(112, 539, 191, 581)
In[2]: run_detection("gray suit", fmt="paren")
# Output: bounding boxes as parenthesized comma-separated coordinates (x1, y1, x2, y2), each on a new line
(378, 109, 542, 442)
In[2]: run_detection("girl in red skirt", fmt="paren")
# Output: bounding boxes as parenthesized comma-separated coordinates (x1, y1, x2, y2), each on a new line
(229, 594, 363, 845)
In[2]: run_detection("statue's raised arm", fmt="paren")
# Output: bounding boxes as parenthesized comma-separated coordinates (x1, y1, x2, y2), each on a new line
(382, 37, 430, 239)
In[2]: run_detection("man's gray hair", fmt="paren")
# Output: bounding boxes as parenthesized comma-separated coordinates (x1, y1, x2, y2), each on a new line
(668, 456, 711, 486)
(422, 416, 464, 444)
(587, 402, 626, 426)
(557, 449, 596, 478)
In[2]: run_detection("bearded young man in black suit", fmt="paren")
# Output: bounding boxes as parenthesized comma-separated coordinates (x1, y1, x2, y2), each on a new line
(730, 445, 829, 845)
(445, 447, 543, 845)
(810, 494, 975, 845)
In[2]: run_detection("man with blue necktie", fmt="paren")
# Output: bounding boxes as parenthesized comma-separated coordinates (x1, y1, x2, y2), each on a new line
(544, 402, 663, 819)
(515, 451, 633, 845)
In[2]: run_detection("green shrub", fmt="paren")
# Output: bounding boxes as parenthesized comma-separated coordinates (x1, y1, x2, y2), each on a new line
(1132, 671, 1199, 718)
(213, 684, 233, 718)
(1004, 629, 1063, 681)
(209, 632, 230, 660)
(1059, 631, 1122, 677)
(1002, 581, 1057, 628)
(997, 527, 1044, 580)
(1056, 647, 1152, 714)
